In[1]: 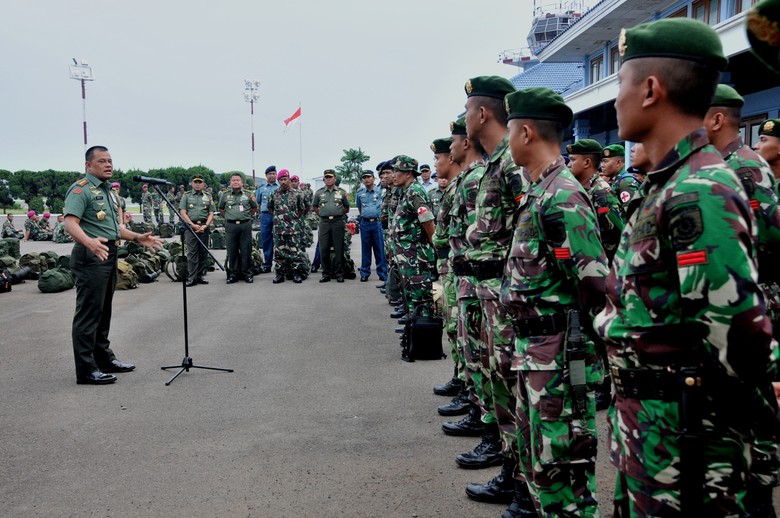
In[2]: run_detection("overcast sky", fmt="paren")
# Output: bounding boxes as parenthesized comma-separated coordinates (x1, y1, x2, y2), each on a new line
(1, 0, 541, 183)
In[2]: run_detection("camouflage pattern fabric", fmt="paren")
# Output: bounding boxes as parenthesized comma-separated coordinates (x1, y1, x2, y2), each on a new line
(142, 191, 155, 225)
(433, 179, 460, 366)
(610, 169, 641, 207)
(429, 187, 444, 218)
(153, 192, 165, 226)
(382, 186, 401, 292)
(501, 157, 608, 516)
(2, 220, 23, 239)
(584, 174, 625, 265)
(268, 187, 306, 274)
(38, 218, 52, 232)
(595, 129, 774, 516)
(52, 222, 74, 243)
(25, 219, 49, 241)
(392, 181, 434, 313)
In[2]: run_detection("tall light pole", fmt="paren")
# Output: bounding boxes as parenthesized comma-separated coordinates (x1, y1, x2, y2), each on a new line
(68, 58, 95, 151)
(244, 80, 260, 186)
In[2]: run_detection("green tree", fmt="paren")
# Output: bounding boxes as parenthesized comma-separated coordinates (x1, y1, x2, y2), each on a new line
(0, 170, 13, 213)
(336, 148, 370, 193)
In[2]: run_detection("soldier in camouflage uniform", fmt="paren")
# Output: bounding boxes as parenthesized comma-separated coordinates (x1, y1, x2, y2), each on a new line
(39, 213, 53, 233)
(23, 211, 49, 241)
(2, 214, 23, 239)
(165, 185, 176, 225)
(390, 155, 435, 326)
(52, 215, 74, 243)
(428, 175, 446, 218)
(601, 144, 641, 207)
(381, 162, 403, 301)
(595, 19, 775, 516)
(141, 184, 154, 226)
(268, 170, 306, 283)
(290, 176, 312, 276)
(458, 77, 534, 516)
(153, 190, 165, 226)
(705, 85, 780, 517)
(503, 87, 608, 517)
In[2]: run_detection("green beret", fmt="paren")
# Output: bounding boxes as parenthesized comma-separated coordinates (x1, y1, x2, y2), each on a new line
(760, 119, 780, 138)
(602, 144, 625, 158)
(747, 0, 780, 75)
(619, 18, 728, 71)
(431, 138, 453, 154)
(450, 117, 467, 136)
(566, 139, 603, 155)
(710, 84, 745, 108)
(504, 87, 573, 126)
(392, 155, 419, 175)
(323, 169, 336, 178)
(464, 75, 515, 100)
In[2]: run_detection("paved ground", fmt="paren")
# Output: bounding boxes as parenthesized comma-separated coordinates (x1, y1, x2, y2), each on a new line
(0, 236, 775, 517)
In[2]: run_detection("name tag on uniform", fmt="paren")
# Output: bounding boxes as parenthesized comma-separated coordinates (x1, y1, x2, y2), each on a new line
(239, 204, 244, 212)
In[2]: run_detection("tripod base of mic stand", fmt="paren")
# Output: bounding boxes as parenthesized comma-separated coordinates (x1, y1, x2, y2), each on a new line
(161, 356, 234, 386)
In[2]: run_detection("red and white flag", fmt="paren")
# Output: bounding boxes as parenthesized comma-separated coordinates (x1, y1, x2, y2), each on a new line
(284, 106, 301, 131)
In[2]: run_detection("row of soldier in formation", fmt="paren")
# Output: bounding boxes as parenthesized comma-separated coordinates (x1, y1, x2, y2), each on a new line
(2, 211, 73, 243)
(375, 19, 780, 518)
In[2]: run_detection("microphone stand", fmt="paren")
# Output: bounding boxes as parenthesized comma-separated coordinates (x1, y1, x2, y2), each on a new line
(151, 184, 234, 385)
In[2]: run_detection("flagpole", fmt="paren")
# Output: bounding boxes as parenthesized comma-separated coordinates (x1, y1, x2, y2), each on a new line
(298, 102, 303, 176)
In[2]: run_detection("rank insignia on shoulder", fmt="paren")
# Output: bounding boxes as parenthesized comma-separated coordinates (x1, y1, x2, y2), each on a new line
(77, 179, 89, 186)
(677, 250, 707, 267)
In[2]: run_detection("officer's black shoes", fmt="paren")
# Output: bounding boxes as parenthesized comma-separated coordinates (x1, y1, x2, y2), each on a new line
(259, 266, 272, 274)
(401, 351, 414, 362)
(244, 274, 254, 284)
(101, 359, 136, 373)
(311, 265, 319, 273)
(465, 460, 515, 504)
(501, 482, 538, 518)
(226, 276, 239, 284)
(433, 376, 464, 396)
(390, 308, 405, 318)
(442, 405, 485, 437)
(185, 279, 197, 288)
(379, 287, 387, 294)
(595, 380, 612, 411)
(376, 282, 385, 289)
(360, 276, 369, 282)
(293, 275, 303, 284)
(438, 390, 471, 416)
(336, 275, 345, 283)
(197, 278, 209, 285)
(319, 275, 331, 283)
(456, 424, 503, 469)
(389, 298, 403, 306)
(76, 370, 117, 385)
(394, 326, 406, 333)
(273, 272, 285, 284)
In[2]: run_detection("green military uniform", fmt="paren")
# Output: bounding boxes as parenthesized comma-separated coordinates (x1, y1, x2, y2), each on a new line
(595, 20, 774, 516)
(63, 173, 123, 378)
(179, 179, 215, 284)
(153, 191, 165, 226)
(52, 221, 74, 243)
(313, 171, 349, 279)
(25, 218, 49, 241)
(603, 144, 641, 207)
(3, 218, 23, 239)
(165, 188, 177, 224)
(295, 184, 313, 273)
(429, 186, 444, 219)
(141, 189, 154, 225)
(268, 182, 307, 278)
(218, 186, 257, 281)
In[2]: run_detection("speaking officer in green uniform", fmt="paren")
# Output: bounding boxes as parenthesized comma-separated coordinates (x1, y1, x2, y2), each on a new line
(63, 146, 164, 385)
(179, 173, 215, 287)
(219, 173, 258, 284)
(313, 169, 350, 282)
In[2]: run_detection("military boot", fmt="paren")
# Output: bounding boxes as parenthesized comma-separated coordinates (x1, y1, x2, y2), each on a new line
(442, 404, 484, 437)
(437, 389, 471, 416)
(433, 375, 464, 396)
(465, 456, 515, 504)
(273, 271, 285, 284)
(501, 481, 538, 518)
(455, 423, 503, 469)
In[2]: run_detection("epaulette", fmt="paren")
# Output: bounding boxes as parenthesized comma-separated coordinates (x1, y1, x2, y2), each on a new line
(76, 178, 89, 186)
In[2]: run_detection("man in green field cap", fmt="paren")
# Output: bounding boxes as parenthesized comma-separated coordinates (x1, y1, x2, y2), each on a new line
(756, 118, 780, 180)
(601, 143, 640, 207)
(594, 18, 776, 516)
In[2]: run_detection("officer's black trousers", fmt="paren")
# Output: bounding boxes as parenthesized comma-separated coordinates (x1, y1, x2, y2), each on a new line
(184, 228, 210, 282)
(318, 218, 345, 276)
(225, 220, 252, 278)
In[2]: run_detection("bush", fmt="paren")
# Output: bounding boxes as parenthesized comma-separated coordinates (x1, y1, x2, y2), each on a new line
(28, 196, 44, 213)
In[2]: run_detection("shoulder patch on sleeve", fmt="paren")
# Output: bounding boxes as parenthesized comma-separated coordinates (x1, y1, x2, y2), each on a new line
(677, 250, 707, 267)
(73, 188, 83, 194)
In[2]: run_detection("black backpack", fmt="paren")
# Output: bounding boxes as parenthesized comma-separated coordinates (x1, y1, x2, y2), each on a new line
(401, 305, 445, 362)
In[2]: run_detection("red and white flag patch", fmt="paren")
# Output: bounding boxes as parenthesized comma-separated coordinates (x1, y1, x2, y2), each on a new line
(417, 207, 429, 215)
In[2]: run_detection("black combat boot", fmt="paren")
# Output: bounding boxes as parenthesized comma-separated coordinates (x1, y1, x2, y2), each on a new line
(465, 456, 515, 504)
(501, 481, 538, 518)
(442, 403, 484, 437)
(273, 271, 285, 284)
(456, 422, 503, 469)
(437, 389, 471, 416)
(433, 374, 464, 396)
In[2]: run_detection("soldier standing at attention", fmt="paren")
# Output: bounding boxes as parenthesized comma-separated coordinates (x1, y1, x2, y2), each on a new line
(313, 169, 349, 283)
(179, 173, 215, 287)
(389, 155, 435, 331)
(2, 214, 23, 239)
(256, 165, 279, 274)
(290, 175, 312, 276)
(428, 174, 447, 218)
(219, 173, 258, 284)
(600, 144, 641, 207)
(63, 145, 163, 385)
(111, 182, 126, 228)
(165, 185, 176, 225)
(594, 18, 774, 516)
(268, 170, 306, 284)
(458, 76, 530, 515)
(356, 170, 386, 282)
(503, 87, 608, 517)
(141, 184, 154, 226)
(153, 188, 165, 226)
(756, 119, 780, 181)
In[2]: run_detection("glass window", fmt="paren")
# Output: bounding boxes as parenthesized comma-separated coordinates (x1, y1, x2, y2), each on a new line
(708, 0, 720, 25)
(610, 46, 620, 75)
(590, 56, 604, 82)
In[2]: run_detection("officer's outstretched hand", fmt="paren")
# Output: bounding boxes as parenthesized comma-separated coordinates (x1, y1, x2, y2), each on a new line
(136, 232, 165, 251)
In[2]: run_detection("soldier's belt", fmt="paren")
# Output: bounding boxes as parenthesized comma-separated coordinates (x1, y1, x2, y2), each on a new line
(452, 260, 475, 277)
(363, 217, 378, 222)
(436, 246, 451, 260)
(512, 313, 567, 338)
(226, 220, 250, 225)
(321, 215, 337, 220)
(467, 260, 504, 280)
(106, 240, 120, 248)
(610, 366, 680, 402)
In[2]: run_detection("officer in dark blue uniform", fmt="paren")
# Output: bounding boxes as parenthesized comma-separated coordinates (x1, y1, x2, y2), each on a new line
(356, 170, 387, 282)
(255, 165, 279, 273)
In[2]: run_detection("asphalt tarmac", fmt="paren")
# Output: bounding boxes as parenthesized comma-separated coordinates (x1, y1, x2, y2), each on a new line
(1, 236, 776, 517)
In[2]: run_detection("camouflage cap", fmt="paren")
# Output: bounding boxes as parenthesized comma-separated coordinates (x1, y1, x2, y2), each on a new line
(760, 118, 780, 137)
(450, 117, 467, 136)
(431, 138, 453, 154)
(392, 155, 419, 175)
(602, 144, 625, 158)
(464, 75, 515, 100)
(323, 169, 336, 178)
(566, 139, 603, 155)
(747, 0, 780, 75)
(619, 18, 728, 71)
(504, 87, 573, 126)
(710, 84, 745, 107)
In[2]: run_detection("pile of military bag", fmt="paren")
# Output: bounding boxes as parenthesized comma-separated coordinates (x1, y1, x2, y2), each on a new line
(38, 254, 75, 293)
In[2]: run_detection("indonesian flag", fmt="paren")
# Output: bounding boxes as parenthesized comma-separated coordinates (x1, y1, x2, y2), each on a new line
(284, 106, 301, 131)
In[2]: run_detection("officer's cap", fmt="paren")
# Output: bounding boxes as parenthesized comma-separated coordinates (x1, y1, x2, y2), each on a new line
(566, 139, 603, 155)
(602, 144, 625, 158)
(420, 164, 431, 172)
(760, 118, 780, 138)
(380, 161, 394, 172)
(710, 84, 745, 108)
(265, 165, 277, 174)
(450, 117, 467, 136)
(191, 174, 204, 182)
(619, 18, 728, 71)
(464, 76, 516, 99)
(504, 87, 573, 126)
(361, 170, 374, 178)
(323, 169, 336, 178)
(747, 0, 780, 75)
(431, 138, 453, 154)
(392, 155, 419, 175)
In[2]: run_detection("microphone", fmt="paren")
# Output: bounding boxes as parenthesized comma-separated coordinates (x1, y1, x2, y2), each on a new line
(132, 175, 173, 186)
